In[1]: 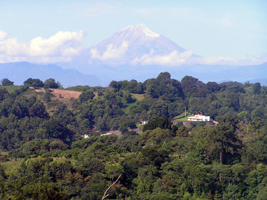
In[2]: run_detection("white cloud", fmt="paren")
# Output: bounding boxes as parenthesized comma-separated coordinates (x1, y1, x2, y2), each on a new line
(193, 54, 267, 66)
(0, 30, 7, 41)
(0, 30, 84, 63)
(131, 50, 193, 66)
(90, 41, 129, 60)
(130, 50, 267, 66)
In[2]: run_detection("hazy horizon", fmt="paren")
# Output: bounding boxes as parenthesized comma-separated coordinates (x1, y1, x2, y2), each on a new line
(0, 0, 266, 67)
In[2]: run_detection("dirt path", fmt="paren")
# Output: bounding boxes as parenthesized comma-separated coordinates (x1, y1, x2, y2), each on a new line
(35, 88, 81, 99)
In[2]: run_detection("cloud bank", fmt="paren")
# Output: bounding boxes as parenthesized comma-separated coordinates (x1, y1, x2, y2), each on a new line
(0, 30, 84, 63)
(132, 50, 193, 66)
(89, 41, 267, 66)
(90, 41, 129, 60)
(131, 50, 267, 66)
(0, 29, 266, 66)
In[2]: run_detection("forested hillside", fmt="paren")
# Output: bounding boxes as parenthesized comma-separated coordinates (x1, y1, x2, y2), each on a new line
(1, 72, 267, 199)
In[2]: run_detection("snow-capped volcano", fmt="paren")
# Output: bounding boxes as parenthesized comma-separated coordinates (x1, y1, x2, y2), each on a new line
(86, 24, 189, 65)
(120, 23, 160, 38)
(57, 24, 267, 86)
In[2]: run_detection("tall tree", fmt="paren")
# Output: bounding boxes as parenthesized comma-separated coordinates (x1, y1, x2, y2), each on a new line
(44, 78, 59, 89)
(252, 82, 261, 94)
(1, 78, 14, 86)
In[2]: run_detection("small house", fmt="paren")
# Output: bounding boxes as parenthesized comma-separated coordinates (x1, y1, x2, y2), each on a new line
(84, 134, 90, 138)
(188, 114, 210, 122)
(141, 120, 148, 125)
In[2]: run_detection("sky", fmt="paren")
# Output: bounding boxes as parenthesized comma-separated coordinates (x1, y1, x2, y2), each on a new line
(0, 0, 266, 65)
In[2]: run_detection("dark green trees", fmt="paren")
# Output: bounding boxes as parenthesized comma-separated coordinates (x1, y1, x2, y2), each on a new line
(145, 72, 184, 101)
(119, 119, 137, 133)
(109, 79, 144, 94)
(79, 90, 95, 103)
(44, 78, 60, 89)
(252, 82, 261, 94)
(143, 115, 175, 133)
(181, 75, 208, 97)
(24, 78, 44, 87)
(191, 118, 241, 164)
(1, 78, 14, 86)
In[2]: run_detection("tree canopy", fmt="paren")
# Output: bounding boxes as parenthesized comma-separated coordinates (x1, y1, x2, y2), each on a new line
(1, 78, 14, 86)
(0, 73, 267, 199)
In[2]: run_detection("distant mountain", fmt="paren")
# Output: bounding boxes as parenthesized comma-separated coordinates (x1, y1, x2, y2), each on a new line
(60, 24, 199, 83)
(59, 24, 267, 85)
(2, 24, 266, 87)
(86, 23, 191, 65)
(0, 62, 102, 87)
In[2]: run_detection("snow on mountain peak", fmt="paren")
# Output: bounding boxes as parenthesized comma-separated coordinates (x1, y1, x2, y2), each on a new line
(86, 23, 188, 66)
(122, 23, 160, 38)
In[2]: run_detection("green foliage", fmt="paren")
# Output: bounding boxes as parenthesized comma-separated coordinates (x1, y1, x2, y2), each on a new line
(0, 165, 7, 181)
(253, 82, 261, 94)
(66, 85, 91, 92)
(142, 128, 172, 146)
(44, 78, 60, 89)
(43, 91, 54, 103)
(143, 115, 174, 133)
(1, 72, 267, 199)
(79, 89, 95, 103)
(146, 72, 184, 101)
(109, 79, 144, 94)
(176, 125, 189, 137)
(1, 78, 14, 86)
(119, 119, 137, 133)
(24, 78, 44, 87)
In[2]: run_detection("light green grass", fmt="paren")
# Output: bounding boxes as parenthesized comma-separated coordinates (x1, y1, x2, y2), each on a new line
(0, 85, 36, 95)
(137, 124, 145, 130)
(0, 85, 21, 93)
(22, 89, 36, 95)
(173, 113, 188, 120)
(174, 115, 194, 122)
(131, 93, 145, 101)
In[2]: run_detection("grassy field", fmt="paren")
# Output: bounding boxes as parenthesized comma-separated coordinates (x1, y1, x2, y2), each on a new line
(21, 89, 36, 95)
(137, 124, 145, 130)
(0, 85, 37, 95)
(173, 115, 194, 121)
(131, 93, 145, 101)
(173, 113, 188, 120)
(0, 85, 21, 93)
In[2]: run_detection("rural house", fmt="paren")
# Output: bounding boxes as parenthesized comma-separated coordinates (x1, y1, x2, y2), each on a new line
(188, 114, 210, 122)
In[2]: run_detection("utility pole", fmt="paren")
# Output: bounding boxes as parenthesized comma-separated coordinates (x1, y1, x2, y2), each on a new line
(185, 107, 186, 116)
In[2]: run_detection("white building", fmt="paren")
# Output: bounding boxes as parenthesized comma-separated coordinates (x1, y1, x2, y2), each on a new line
(101, 132, 113, 136)
(188, 114, 210, 122)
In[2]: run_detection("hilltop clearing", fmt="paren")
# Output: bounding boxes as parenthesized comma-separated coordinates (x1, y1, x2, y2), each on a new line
(35, 88, 81, 99)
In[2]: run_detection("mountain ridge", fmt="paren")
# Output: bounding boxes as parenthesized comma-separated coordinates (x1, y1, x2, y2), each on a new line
(1, 24, 267, 87)
(0, 62, 103, 87)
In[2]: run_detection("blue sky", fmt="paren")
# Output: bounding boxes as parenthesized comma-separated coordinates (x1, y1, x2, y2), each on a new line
(0, 0, 266, 64)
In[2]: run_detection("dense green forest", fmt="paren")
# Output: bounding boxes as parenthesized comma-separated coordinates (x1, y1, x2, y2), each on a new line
(1, 73, 267, 199)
